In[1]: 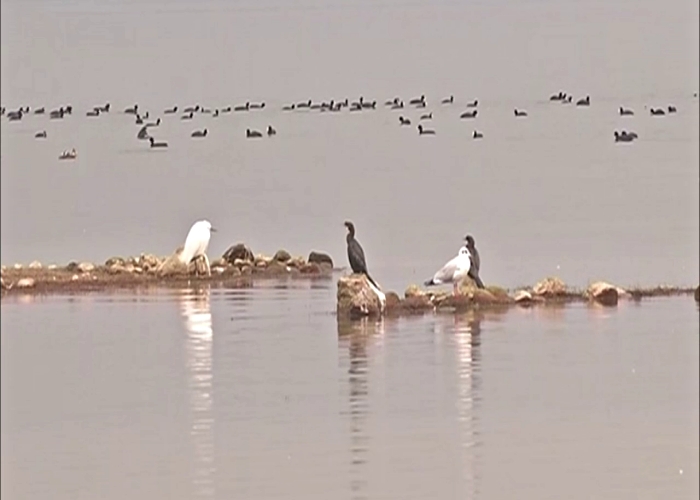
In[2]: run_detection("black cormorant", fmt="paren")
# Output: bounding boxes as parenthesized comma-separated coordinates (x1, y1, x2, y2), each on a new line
(465, 235, 485, 289)
(344, 221, 380, 289)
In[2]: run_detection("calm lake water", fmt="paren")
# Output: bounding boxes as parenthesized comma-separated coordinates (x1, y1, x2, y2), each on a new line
(1, 0, 699, 498)
(2, 285, 699, 500)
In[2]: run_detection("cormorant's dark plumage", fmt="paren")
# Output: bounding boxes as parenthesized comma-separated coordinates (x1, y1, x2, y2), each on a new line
(465, 235, 485, 289)
(344, 221, 380, 289)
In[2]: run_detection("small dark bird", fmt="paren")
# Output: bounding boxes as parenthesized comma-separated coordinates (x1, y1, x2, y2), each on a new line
(465, 99, 478, 108)
(619, 107, 634, 116)
(267, 125, 276, 136)
(667, 105, 677, 113)
(148, 136, 168, 148)
(191, 129, 208, 138)
(650, 108, 665, 116)
(514, 109, 528, 117)
(399, 116, 411, 125)
(246, 128, 262, 138)
(441, 95, 454, 104)
(164, 106, 178, 114)
(420, 112, 433, 120)
(465, 235, 485, 288)
(34, 107, 45, 114)
(417, 124, 435, 135)
(473, 130, 483, 139)
(576, 95, 590, 106)
(460, 109, 477, 119)
(35, 130, 47, 139)
(344, 221, 380, 289)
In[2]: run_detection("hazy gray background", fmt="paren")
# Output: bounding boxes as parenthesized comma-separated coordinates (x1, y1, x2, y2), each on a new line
(1, 0, 698, 291)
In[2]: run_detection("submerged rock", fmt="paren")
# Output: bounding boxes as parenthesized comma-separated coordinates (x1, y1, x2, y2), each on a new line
(586, 281, 626, 306)
(223, 244, 254, 263)
(308, 251, 333, 268)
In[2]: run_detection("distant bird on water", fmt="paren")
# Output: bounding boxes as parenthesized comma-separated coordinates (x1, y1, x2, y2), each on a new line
(179, 220, 217, 276)
(465, 235, 485, 289)
(424, 238, 474, 295)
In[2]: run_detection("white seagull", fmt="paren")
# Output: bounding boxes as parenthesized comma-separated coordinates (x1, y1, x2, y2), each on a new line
(424, 242, 473, 295)
(179, 220, 217, 276)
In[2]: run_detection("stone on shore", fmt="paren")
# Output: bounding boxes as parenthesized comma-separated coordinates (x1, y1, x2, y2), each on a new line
(157, 248, 189, 276)
(308, 251, 334, 268)
(223, 244, 254, 264)
(273, 249, 291, 262)
(532, 276, 568, 298)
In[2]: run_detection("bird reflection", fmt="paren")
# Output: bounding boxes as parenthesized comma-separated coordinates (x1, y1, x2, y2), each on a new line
(337, 318, 385, 500)
(444, 311, 484, 498)
(179, 286, 216, 498)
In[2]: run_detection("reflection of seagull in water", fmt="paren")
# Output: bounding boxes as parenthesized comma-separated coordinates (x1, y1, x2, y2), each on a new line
(344, 221, 386, 310)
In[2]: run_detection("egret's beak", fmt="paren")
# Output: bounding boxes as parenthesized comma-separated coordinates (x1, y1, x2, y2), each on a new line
(211, 227, 218, 232)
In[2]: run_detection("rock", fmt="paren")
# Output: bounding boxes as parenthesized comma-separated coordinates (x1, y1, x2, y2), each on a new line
(401, 294, 433, 312)
(28, 260, 43, 269)
(337, 274, 384, 318)
(439, 288, 511, 309)
(1, 277, 12, 290)
(404, 284, 425, 298)
(587, 281, 624, 306)
(107, 263, 128, 274)
(13, 263, 23, 270)
(66, 261, 79, 272)
(157, 249, 188, 276)
(47, 264, 58, 270)
(273, 249, 292, 262)
(263, 260, 289, 276)
(138, 253, 161, 271)
(696, 286, 700, 303)
(222, 244, 254, 263)
(385, 291, 402, 310)
(514, 290, 534, 305)
(300, 263, 321, 275)
(255, 259, 268, 268)
(532, 276, 568, 297)
(308, 251, 333, 268)
(16, 278, 36, 289)
(211, 257, 227, 268)
(288, 257, 306, 269)
(105, 256, 126, 267)
(77, 262, 95, 273)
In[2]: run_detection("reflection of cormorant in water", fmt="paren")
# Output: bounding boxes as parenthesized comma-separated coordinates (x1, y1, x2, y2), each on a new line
(338, 318, 381, 500)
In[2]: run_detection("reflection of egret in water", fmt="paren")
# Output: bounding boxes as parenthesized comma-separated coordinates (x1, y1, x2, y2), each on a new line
(337, 318, 385, 500)
(180, 287, 215, 498)
(449, 311, 484, 498)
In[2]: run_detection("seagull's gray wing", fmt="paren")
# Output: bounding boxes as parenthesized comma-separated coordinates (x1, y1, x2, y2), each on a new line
(431, 254, 461, 284)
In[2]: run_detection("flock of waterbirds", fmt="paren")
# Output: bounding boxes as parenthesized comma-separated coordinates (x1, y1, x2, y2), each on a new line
(1, 90, 690, 159)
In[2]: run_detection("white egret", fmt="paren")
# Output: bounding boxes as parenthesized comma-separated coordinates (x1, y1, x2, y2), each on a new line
(179, 220, 217, 276)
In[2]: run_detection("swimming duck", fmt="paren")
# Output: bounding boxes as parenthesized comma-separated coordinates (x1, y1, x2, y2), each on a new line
(246, 128, 263, 138)
(149, 137, 168, 148)
(417, 124, 435, 135)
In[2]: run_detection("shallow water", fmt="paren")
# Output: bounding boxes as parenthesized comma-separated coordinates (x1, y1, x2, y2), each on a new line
(1, 0, 699, 290)
(1, 285, 698, 500)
